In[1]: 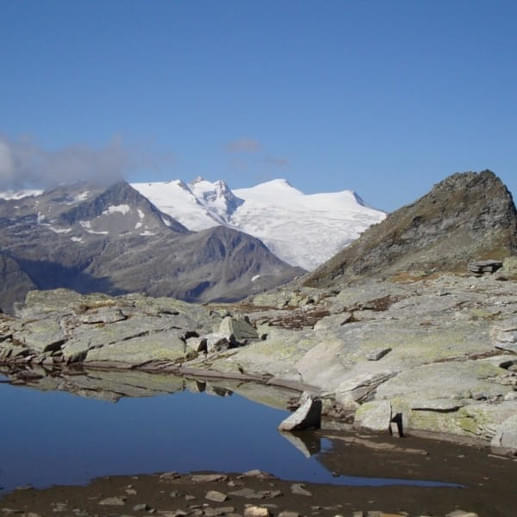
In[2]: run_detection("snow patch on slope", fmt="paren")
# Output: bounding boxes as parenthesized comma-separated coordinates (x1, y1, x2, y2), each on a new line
(0, 189, 43, 200)
(103, 204, 131, 215)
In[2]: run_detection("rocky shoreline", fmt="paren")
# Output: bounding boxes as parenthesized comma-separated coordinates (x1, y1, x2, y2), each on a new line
(0, 470, 488, 517)
(1, 266, 516, 454)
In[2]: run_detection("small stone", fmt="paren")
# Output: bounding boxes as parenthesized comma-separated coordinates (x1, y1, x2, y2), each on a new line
(290, 483, 312, 496)
(229, 488, 264, 499)
(191, 474, 228, 483)
(244, 507, 269, 517)
(278, 512, 300, 517)
(160, 471, 181, 481)
(205, 490, 228, 503)
(240, 470, 272, 479)
(389, 421, 402, 437)
(99, 496, 126, 506)
(169, 490, 182, 498)
(126, 488, 137, 495)
(204, 507, 236, 517)
(185, 495, 196, 501)
(445, 511, 479, 517)
(133, 503, 152, 512)
(51, 503, 68, 512)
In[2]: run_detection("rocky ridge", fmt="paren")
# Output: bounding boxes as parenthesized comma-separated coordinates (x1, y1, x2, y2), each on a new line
(304, 170, 517, 287)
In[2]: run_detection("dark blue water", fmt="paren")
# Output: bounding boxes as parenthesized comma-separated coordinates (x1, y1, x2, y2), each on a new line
(0, 380, 460, 493)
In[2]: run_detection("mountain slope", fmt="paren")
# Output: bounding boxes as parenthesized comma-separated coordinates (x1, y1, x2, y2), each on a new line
(132, 177, 385, 270)
(304, 170, 517, 287)
(0, 181, 301, 312)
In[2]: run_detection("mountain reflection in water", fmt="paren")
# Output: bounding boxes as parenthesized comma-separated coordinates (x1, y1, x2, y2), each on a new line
(0, 369, 461, 493)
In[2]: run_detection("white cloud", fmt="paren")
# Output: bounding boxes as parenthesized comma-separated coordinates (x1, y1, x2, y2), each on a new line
(0, 134, 174, 190)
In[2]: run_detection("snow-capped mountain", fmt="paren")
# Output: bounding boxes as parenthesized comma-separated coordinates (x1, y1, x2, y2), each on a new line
(132, 177, 386, 270)
(1, 177, 386, 271)
(0, 181, 300, 312)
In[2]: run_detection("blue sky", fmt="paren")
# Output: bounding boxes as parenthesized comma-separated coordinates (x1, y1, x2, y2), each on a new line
(1, 0, 516, 211)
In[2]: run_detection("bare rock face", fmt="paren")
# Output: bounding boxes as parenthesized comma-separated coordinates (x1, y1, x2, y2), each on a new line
(0, 252, 37, 311)
(305, 170, 517, 287)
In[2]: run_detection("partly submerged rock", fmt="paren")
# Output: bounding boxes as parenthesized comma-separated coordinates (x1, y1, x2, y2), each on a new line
(278, 392, 322, 431)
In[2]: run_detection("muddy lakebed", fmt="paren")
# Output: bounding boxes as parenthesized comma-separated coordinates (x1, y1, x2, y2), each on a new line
(0, 369, 516, 516)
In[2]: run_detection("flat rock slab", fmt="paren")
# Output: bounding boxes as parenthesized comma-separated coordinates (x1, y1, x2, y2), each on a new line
(85, 332, 186, 365)
(12, 319, 65, 353)
(205, 490, 227, 503)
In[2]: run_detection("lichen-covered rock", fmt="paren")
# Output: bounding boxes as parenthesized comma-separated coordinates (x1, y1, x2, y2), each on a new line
(495, 255, 517, 280)
(354, 400, 392, 432)
(85, 332, 186, 366)
(12, 318, 65, 353)
(491, 318, 517, 353)
(219, 316, 258, 341)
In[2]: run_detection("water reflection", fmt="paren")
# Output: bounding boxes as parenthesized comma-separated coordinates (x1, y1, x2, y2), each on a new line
(0, 368, 462, 493)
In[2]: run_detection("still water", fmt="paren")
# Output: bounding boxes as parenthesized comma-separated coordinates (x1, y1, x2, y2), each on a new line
(0, 375, 459, 493)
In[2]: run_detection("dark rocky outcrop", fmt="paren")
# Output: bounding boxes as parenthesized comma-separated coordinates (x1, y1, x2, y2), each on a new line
(304, 170, 517, 288)
(0, 251, 37, 310)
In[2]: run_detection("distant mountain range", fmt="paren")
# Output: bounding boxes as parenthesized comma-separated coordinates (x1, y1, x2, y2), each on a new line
(1, 177, 385, 271)
(0, 181, 301, 312)
(132, 177, 385, 270)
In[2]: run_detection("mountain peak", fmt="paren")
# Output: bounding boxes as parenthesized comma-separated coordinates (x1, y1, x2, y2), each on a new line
(305, 170, 517, 287)
(256, 178, 296, 189)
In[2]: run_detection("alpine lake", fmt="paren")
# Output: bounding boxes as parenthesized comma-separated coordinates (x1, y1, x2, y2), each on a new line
(0, 368, 516, 516)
